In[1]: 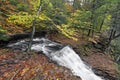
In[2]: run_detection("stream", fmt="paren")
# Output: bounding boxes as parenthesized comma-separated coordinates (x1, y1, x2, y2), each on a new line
(8, 38, 103, 80)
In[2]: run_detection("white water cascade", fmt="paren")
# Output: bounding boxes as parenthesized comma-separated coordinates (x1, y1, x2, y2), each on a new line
(8, 38, 103, 80)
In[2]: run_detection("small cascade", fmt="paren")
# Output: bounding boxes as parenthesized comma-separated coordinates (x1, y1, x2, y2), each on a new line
(8, 38, 103, 80)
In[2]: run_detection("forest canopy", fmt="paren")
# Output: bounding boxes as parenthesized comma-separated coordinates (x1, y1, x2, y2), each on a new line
(0, 0, 120, 52)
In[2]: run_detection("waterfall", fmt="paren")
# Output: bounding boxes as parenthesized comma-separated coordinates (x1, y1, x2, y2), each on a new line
(8, 38, 103, 80)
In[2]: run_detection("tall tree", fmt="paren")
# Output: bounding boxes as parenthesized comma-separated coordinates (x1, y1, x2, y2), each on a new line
(73, 0, 81, 10)
(27, 0, 43, 53)
(110, 1, 120, 40)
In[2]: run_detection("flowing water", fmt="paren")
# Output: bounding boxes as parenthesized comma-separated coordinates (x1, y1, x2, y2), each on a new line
(8, 38, 103, 80)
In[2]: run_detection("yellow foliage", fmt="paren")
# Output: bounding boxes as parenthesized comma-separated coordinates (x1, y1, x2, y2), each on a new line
(107, 15, 112, 20)
(38, 13, 51, 21)
(64, 3, 73, 13)
(7, 12, 34, 27)
(88, 38, 97, 44)
(7, 12, 51, 29)
(56, 25, 78, 41)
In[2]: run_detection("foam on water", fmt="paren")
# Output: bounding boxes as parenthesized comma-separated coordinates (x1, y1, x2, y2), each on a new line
(47, 46, 103, 80)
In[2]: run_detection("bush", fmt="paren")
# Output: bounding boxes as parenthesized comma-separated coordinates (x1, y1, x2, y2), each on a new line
(0, 26, 6, 33)
(9, 0, 19, 6)
(7, 12, 52, 30)
(0, 26, 9, 41)
(52, 13, 67, 25)
(16, 4, 29, 12)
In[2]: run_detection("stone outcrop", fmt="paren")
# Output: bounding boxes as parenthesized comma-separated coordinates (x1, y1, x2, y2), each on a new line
(83, 53, 119, 80)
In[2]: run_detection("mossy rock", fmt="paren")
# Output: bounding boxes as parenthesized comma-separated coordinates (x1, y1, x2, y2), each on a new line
(0, 34, 10, 41)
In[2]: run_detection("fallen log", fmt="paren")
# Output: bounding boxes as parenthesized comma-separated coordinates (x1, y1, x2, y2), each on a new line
(0, 30, 47, 47)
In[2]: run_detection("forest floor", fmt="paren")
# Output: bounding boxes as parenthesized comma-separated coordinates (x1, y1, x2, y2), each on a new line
(0, 48, 80, 80)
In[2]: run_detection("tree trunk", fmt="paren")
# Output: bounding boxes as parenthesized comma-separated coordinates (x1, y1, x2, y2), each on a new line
(107, 29, 113, 47)
(99, 16, 105, 31)
(87, 28, 91, 36)
(91, 0, 96, 37)
(112, 33, 120, 40)
(27, 0, 43, 53)
(99, 5, 108, 31)
(88, 0, 95, 37)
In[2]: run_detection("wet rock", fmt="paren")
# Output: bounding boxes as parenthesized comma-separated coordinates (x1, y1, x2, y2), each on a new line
(83, 53, 119, 80)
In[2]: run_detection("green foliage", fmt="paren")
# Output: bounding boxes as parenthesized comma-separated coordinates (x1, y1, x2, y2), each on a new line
(73, 0, 81, 10)
(29, 0, 41, 13)
(69, 10, 91, 29)
(112, 38, 120, 54)
(0, 34, 9, 41)
(101, 14, 111, 30)
(52, 12, 67, 25)
(0, 26, 9, 41)
(9, 0, 19, 6)
(43, 0, 67, 25)
(0, 26, 6, 33)
(16, 4, 29, 12)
